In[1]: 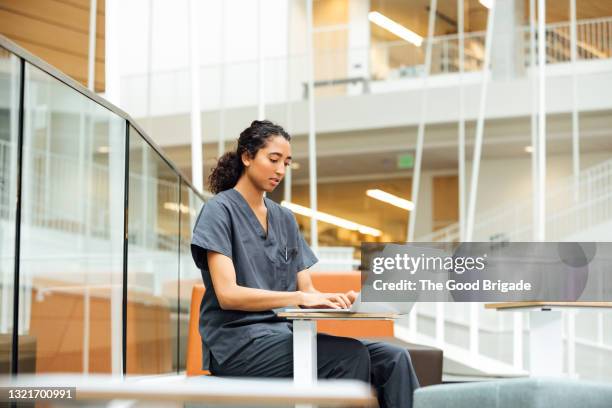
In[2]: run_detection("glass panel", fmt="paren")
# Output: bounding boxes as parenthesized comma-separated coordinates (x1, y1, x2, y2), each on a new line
(178, 181, 205, 371)
(20, 63, 126, 374)
(127, 127, 179, 375)
(0, 47, 20, 374)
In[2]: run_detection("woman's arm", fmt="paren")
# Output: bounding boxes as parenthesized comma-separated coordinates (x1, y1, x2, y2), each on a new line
(208, 251, 350, 311)
(296, 269, 320, 294)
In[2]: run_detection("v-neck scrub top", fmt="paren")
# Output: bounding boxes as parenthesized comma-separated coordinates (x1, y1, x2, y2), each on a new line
(191, 188, 318, 370)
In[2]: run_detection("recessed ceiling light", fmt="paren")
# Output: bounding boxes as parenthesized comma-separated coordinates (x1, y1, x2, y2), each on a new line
(366, 189, 415, 211)
(368, 11, 423, 47)
(281, 201, 382, 237)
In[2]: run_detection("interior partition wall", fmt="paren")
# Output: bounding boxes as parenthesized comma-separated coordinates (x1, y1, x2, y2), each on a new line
(0, 36, 207, 377)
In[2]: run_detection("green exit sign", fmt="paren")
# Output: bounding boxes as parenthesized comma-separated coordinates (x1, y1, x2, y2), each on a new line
(397, 154, 414, 169)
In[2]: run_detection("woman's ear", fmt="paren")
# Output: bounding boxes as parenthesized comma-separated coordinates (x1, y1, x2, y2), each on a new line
(241, 151, 251, 168)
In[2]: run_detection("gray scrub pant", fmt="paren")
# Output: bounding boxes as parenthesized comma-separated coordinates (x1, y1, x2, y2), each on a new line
(209, 332, 420, 408)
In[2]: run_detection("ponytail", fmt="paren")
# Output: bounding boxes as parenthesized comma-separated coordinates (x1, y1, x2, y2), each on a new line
(208, 151, 243, 194)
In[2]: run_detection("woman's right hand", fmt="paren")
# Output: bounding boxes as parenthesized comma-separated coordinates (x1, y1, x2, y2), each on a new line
(298, 292, 352, 309)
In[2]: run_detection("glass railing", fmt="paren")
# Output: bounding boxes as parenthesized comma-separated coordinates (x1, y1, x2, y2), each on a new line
(0, 35, 207, 376)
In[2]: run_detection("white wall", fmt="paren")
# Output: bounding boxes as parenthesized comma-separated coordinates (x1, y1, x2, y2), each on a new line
(468, 152, 612, 220)
(115, 0, 293, 113)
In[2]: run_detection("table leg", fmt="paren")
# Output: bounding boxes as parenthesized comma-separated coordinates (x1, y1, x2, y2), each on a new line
(529, 310, 563, 376)
(293, 319, 317, 408)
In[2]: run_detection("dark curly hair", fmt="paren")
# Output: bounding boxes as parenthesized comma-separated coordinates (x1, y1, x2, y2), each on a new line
(208, 120, 291, 194)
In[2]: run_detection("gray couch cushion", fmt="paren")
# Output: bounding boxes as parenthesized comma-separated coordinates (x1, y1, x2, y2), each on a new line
(414, 378, 612, 408)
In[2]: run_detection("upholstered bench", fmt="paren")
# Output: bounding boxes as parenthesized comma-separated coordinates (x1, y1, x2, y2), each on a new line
(414, 378, 612, 408)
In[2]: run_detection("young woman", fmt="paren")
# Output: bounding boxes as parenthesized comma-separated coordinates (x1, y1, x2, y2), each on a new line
(191, 120, 419, 408)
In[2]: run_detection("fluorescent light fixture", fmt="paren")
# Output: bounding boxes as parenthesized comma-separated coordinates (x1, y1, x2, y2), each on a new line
(524, 145, 534, 153)
(366, 189, 415, 211)
(479, 0, 493, 8)
(368, 11, 423, 47)
(281, 201, 382, 237)
(164, 202, 196, 215)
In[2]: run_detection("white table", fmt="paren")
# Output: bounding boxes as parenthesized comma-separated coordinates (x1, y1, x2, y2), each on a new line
(485, 302, 612, 377)
(0, 373, 377, 407)
(277, 311, 397, 408)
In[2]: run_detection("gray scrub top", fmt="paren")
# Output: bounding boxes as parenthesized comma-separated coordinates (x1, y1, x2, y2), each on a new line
(191, 188, 318, 370)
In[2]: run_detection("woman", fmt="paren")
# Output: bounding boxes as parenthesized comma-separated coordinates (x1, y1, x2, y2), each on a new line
(191, 120, 419, 408)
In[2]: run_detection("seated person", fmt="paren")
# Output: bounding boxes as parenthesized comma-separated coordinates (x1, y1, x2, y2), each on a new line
(191, 120, 420, 408)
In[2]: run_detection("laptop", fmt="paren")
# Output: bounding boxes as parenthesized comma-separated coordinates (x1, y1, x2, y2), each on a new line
(283, 293, 413, 315)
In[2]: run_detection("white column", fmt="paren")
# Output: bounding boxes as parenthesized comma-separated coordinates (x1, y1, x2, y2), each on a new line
(257, 0, 265, 120)
(188, 0, 203, 192)
(104, 0, 121, 105)
(145, 0, 154, 136)
(347, 0, 370, 95)
(466, 0, 496, 241)
(457, 0, 466, 241)
(218, 0, 226, 157)
(306, 0, 318, 252)
(536, 0, 546, 241)
(407, 0, 437, 242)
(87, 0, 97, 91)
(283, 0, 293, 205)
(529, 0, 539, 240)
(570, 0, 580, 202)
(490, 0, 525, 79)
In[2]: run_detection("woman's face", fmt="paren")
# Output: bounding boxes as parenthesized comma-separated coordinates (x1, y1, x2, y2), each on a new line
(242, 135, 292, 193)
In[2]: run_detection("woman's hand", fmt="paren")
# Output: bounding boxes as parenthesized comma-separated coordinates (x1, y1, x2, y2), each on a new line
(299, 292, 353, 309)
(345, 290, 358, 304)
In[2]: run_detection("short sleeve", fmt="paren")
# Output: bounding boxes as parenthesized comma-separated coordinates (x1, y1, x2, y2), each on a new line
(297, 233, 319, 271)
(289, 212, 318, 271)
(191, 199, 233, 270)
